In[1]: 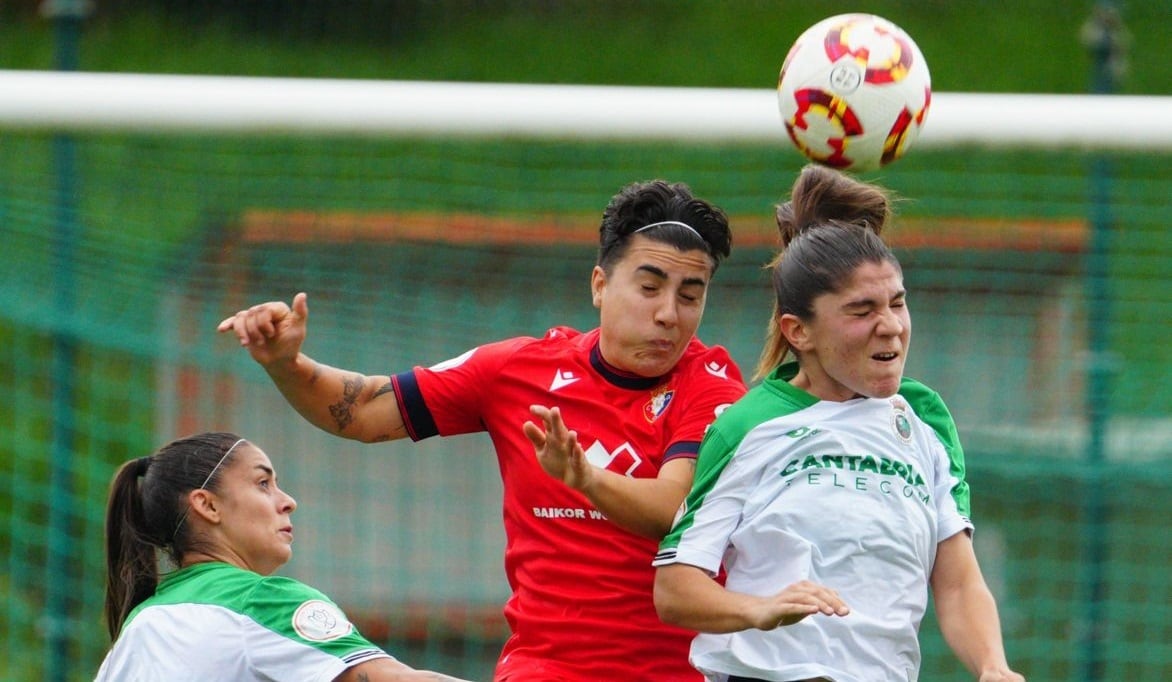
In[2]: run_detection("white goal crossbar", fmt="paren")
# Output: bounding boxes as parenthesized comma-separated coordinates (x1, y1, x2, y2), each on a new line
(1, 69, 1169, 150)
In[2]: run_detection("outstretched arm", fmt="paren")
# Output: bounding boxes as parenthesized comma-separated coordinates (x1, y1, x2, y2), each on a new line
(523, 405, 692, 538)
(217, 292, 408, 443)
(931, 532, 1025, 682)
(653, 563, 850, 634)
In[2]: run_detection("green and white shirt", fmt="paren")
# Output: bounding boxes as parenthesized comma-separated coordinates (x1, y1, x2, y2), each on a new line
(655, 365, 973, 682)
(94, 562, 391, 682)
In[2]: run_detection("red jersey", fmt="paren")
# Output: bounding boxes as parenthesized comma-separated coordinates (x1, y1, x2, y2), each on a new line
(392, 327, 746, 681)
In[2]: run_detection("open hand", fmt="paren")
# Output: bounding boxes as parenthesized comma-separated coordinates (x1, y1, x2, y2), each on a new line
(522, 405, 595, 492)
(747, 580, 851, 630)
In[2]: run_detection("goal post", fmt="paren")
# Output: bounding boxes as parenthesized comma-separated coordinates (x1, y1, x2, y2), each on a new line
(1, 69, 1171, 148)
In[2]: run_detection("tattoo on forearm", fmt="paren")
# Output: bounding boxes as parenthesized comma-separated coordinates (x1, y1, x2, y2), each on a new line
(355, 673, 369, 682)
(328, 374, 365, 431)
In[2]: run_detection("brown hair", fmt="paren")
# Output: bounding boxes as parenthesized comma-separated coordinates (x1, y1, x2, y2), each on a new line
(104, 432, 246, 639)
(755, 165, 900, 379)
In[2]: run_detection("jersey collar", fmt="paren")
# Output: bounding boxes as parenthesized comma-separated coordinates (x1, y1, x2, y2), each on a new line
(589, 342, 665, 391)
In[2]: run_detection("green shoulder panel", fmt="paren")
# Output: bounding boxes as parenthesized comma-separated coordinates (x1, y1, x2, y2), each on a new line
(899, 376, 971, 518)
(661, 374, 815, 549)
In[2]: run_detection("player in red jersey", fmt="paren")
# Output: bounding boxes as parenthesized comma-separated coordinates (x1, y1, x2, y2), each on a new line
(217, 180, 747, 681)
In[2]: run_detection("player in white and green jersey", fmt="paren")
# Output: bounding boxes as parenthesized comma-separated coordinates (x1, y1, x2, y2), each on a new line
(654, 364, 973, 681)
(97, 432, 468, 682)
(652, 165, 1023, 682)
(95, 561, 389, 681)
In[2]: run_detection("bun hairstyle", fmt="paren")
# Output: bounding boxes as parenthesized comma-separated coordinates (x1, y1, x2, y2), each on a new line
(756, 165, 901, 380)
(774, 164, 891, 247)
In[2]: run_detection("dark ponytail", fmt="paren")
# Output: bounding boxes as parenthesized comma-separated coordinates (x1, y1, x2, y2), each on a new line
(103, 432, 246, 640)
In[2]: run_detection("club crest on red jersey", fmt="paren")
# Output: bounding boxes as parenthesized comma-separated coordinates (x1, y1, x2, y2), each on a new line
(644, 388, 674, 423)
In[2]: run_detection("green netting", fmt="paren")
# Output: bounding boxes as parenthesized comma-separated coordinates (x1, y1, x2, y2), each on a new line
(1, 132, 1168, 680)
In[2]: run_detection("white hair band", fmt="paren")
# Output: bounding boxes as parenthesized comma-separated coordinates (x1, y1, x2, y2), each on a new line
(172, 437, 247, 539)
(634, 220, 703, 240)
(198, 438, 247, 491)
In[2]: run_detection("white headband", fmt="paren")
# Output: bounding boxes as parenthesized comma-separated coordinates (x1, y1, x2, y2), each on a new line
(172, 438, 247, 539)
(198, 438, 247, 491)
(634, 220, 704, 240)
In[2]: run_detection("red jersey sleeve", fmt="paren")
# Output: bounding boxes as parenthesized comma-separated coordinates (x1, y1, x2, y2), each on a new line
(661, 341, 748, 463)
(391, 336, 535, 440)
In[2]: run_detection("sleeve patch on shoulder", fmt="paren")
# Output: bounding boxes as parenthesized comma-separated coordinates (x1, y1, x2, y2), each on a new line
(291, 599, 354, 642)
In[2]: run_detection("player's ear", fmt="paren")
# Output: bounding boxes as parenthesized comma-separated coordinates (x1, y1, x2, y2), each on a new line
(187, 489, 222, 525)
(590, 266, 607, 309)
(778, 313, 812, 352)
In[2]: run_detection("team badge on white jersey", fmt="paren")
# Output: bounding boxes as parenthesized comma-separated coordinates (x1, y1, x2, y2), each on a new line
(890, 397, 914, 444)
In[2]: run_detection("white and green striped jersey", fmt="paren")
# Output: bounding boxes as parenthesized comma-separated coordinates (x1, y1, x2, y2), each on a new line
(655, 365, 973, 682)
(95, 562, 391, 682)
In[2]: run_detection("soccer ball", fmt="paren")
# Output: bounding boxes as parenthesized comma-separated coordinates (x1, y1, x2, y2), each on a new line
(777, 13, 931, 172)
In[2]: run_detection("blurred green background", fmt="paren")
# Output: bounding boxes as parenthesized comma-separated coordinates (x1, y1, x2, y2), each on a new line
(1, 1, 1169, 681)
(0, 0, 1168, 93)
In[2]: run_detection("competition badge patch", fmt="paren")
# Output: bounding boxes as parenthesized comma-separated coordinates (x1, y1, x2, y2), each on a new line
(292, 599, 354, 642)
(643, 388, 674, 423)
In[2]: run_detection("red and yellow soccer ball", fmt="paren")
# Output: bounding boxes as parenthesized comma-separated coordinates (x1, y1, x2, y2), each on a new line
(778, 13, 931, 172)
